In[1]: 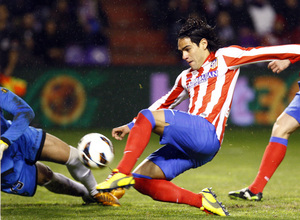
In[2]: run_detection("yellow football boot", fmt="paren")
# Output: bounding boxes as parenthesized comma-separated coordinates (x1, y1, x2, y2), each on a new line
(96, 169, 135, 192)
(200, 187, 229, 216)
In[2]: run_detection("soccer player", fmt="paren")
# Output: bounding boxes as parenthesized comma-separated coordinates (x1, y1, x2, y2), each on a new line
(95, 17, 300, 216)
(229, 59, 300, 201)
(0, 87, 121, 206)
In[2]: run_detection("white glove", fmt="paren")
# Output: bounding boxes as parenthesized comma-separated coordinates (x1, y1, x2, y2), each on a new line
(0, 140, 9, 160)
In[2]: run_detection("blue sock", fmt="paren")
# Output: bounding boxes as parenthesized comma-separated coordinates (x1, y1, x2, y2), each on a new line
(269, 136, 288, 147)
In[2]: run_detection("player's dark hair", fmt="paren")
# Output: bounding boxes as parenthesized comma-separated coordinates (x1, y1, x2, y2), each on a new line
(178, 17, 221, 52)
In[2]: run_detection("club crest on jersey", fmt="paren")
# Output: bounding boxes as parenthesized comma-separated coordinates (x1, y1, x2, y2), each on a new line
(210, 58, 218, 70)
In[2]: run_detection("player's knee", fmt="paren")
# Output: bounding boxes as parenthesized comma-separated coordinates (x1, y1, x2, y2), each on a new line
(132, 173, 152, 179)
(138, 109, 156, 128)
(272, 115, 296, 138)
(36, 162, 54, 186)
(133, 160, 166, 179)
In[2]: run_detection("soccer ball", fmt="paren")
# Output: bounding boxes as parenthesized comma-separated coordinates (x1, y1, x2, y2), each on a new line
(77, 133, 114, 169)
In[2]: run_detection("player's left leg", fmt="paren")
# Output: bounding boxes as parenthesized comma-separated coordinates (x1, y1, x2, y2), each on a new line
(128, 111, 228, 215)
(132, 148, 228, 216)
(134, 175, 228, 216)
(133, 159, 203, 207)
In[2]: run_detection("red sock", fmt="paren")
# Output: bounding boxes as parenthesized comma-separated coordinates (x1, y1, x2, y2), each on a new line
(117, 112, 153, 174)
(249, 141, 287, 194)
(134, 177, 203, 208)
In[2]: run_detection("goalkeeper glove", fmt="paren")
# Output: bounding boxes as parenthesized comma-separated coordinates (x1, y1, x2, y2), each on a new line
(0, 139, 9, 160)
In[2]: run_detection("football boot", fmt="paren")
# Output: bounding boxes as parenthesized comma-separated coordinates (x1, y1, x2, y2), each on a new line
(82, 192, 121, 206)
(200, 187, 230, 216)
(96, 169, 135, 192)
(111, 188, 126, 199)
(228, 187, 263, 201)
(93, 192, 121, 206)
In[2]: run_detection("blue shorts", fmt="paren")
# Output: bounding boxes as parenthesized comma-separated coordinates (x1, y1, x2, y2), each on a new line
(284, 82, 300, 123)
(147, 110, 220, 180)
(1, 127, 45, 196)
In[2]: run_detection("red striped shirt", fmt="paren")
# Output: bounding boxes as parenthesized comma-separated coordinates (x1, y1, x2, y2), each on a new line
(149, 45, 300, 143)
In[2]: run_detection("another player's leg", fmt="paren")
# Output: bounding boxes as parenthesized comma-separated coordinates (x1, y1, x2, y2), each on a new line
(229, 113, 299, 201)
(41, 133, 120, 206)
(228, 134, 286, 201)
(228, 188, 263, 201)
(36, 162, 90, 201)
(96, 109, 165, 192)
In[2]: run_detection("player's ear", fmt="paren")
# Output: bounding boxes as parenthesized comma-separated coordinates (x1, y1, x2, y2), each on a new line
(199, 38, 208, 50)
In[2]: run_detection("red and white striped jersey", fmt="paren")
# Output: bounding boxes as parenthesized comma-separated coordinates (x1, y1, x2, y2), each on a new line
(149, 45, 300, 143)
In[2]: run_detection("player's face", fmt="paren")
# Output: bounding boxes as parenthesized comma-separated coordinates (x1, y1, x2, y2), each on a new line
(178, 37, 210, 70)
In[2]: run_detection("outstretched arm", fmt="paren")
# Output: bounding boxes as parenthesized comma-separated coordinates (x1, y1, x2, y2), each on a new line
(0, 87, 34, 144)
(0, 87, 34, 159)
(268, 59, 291, 74)
(112, 125, 131, 140)
(223, 45, 300, 69)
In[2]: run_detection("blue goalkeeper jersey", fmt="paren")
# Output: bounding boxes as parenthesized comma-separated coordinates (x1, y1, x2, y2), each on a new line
(0, 87, 35, 145)
(1, 87, 35, 178)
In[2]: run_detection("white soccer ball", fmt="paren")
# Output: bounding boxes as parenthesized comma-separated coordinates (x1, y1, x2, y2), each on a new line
(77, 133, 114, 169)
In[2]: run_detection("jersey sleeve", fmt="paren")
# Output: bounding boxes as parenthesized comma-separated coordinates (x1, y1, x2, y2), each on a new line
(126, 71, 188, 128)
(289, 56, 300, 64)
(220, 45, 300, 69)
(0, 87, 35, 145)
(148, 72, 188, 110)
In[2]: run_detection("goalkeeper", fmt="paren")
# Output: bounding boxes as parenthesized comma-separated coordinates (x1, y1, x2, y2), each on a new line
(0, 87, 121, 206)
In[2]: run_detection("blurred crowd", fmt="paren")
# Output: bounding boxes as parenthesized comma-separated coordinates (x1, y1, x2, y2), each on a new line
(0, 0, 109, 75)
(0, 0, 300, 75)
(146, 0, 300, 50)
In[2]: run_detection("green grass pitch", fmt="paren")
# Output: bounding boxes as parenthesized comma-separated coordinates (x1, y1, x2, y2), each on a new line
(1, 127, 300, 219)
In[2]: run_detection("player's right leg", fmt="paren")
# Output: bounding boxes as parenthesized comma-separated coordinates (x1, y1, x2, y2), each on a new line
(96, 109, 166, 192)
